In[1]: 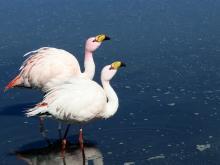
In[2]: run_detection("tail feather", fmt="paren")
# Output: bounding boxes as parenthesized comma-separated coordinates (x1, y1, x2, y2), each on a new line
(26, 103, 48, 117)
(4, 75, 22, 92)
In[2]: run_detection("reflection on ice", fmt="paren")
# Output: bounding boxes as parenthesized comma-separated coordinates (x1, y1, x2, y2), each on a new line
(15, 140, 103, 165)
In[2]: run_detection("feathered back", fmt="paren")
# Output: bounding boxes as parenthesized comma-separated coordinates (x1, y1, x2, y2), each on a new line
(20, 47, 81, 91)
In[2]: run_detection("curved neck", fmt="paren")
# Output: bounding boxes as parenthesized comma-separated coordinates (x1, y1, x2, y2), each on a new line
(82, 50, 95, 79)
(101, 80, 119, 118)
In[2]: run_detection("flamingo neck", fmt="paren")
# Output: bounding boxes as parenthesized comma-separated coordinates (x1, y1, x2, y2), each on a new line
(82, 50, 95, 79)
(101, 80, 119, 119)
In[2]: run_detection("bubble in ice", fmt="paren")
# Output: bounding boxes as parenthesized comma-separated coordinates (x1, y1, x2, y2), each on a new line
(124, 162, 135, 165)
(167, 103, 176, 106)
(196, 144, 211, 152)
(125, 85, 131, 89)
(164, 91, 171, 95)
(147, 154, 165, 161)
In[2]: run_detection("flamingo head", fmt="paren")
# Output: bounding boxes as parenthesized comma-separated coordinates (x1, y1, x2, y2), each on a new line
(101, 61, 126, 81)
(85, 34, 110, 52)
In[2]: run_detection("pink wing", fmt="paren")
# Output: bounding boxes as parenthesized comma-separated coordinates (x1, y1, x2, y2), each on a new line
(5, 47, 81, 92)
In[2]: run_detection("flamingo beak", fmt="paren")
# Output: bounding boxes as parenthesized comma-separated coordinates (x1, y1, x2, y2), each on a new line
(93, 34, 111, 42)
(104, 36, 111, 41)
(110, 61, 126, 70)
(120, 62, 126, 67)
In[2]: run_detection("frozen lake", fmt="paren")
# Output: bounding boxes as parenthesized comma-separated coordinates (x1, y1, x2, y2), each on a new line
(0, 0, 220, 164)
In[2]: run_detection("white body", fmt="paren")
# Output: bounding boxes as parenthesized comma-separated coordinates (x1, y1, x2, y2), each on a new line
(6, 35, 108, 92)
(26, 64, 121, 124)
(27, 78, 109, 123)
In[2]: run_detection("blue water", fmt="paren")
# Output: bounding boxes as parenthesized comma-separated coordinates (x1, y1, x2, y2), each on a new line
(0, 0, 220, 164)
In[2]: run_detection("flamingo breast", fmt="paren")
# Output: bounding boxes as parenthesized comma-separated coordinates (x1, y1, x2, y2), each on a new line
(44, 77, 107, 123)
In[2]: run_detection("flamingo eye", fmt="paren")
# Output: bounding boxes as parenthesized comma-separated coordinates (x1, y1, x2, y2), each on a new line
(109, 66, 113, 70)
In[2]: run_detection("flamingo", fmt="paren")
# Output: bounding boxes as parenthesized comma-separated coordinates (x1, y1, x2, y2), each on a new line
(5, 34, 110, 92)
(25, 61, 126, 151)
(4, 34, 110, 140)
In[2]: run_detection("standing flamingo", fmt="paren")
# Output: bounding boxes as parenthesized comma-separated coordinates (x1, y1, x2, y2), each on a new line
(5, 34, 110, 141)
(5, 34, 110, 92)
(26, 61, 126, 152)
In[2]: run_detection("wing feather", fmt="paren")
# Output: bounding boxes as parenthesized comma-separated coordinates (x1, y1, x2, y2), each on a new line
(18, 47, 81, 90)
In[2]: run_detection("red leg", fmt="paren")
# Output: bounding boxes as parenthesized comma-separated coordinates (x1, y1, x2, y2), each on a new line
(79, 128, 84, 151)
(60, 124, 71, 158)
(61, 139, 67, 158)
(79, 128, 85, 163)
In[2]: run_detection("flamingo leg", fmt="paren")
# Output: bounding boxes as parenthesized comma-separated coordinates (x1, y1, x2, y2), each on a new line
(79, 128, 85, 165)
(58, 122, 62, 139)
(61, 138, 67, 158)
(61, 154, 67, 165)
(79, 128, 84, 152)
(39, 117, 51, 145)
(60, 124, 71, 155)
(63, 124, 71, 139)
(82, 147, 86, 165)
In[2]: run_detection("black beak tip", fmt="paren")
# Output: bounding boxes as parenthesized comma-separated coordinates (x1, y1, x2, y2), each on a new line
(121, 62, 126, 67)
(104, 36, 111, 41)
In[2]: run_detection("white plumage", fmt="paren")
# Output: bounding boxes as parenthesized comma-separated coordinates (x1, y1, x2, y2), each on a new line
(5, 34, 110, 92)
(26, 61, 126, 124)
(27, 77, 106, 123)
